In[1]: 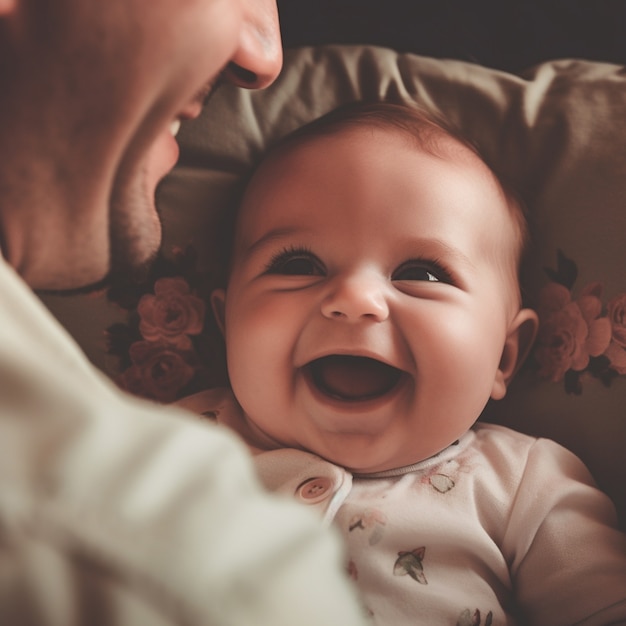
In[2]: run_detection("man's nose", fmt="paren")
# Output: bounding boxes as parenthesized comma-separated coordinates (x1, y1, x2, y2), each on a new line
(321, 272, 390, 323)
(223, 0, 283, 89)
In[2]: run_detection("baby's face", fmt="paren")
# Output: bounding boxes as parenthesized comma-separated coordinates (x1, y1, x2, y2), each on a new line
(214, 127, 534, 472)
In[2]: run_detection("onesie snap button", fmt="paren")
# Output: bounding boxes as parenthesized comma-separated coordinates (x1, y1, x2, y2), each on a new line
(296, 477, 332, 503)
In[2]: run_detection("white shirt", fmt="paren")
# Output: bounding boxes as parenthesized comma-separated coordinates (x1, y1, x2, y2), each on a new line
(0, 256, 368, 626)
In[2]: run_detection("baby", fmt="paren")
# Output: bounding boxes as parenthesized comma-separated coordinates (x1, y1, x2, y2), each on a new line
(182, 102, 626, 625)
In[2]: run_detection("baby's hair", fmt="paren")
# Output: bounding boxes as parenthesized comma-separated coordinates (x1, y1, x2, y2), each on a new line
(277, 100, 470, 157)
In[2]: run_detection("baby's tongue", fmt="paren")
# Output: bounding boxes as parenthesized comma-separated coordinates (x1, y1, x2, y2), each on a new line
(310, 355, 401, 401)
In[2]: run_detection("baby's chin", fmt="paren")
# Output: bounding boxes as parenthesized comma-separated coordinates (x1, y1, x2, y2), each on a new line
(310, 432, 463, 474)
(305, 440, 415, 475)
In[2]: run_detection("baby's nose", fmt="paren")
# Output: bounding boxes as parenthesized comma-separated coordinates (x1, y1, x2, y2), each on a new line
(321, 273, 389, 323)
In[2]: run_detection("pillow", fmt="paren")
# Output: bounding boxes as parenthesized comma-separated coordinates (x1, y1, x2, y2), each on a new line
(41, 45, 626, 528)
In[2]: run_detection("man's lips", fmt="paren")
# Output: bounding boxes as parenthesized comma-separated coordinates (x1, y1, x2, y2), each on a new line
(306, 355, 404, 402)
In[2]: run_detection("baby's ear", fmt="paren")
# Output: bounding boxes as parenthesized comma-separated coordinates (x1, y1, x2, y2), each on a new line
(491, 308, 539, 400)
(210, 289, 227, 335)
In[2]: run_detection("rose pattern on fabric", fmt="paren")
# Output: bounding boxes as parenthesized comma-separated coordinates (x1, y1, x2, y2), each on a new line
(137, 277, 205, 349)
(106, 246, 227, 403)
(532, 250, 625, 394)
(604, 293, 626, 374)
(117, 340, 196, 403)
(534, 282, 611, 381)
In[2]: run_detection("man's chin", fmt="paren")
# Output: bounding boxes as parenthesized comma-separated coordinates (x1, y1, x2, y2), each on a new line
(40, 173, 164, 297)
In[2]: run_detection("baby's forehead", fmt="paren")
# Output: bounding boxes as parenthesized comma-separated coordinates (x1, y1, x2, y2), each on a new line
(247, 123, 516, 225)
(270, 124, 506, 205)
(256, 124, 506, 208)
(251, 121, 466, 184)
(245, 124, 520, 237)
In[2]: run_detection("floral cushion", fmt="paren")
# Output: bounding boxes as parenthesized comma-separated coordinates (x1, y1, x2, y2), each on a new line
(41, 45, 626, 528)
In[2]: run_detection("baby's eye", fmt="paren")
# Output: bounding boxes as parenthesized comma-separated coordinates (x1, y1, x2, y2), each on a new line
(392, 260, 451, 283)
(266, 247, 325, 276)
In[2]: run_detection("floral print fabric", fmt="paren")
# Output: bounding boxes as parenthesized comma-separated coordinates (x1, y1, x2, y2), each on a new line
(532, 250, 626, 394)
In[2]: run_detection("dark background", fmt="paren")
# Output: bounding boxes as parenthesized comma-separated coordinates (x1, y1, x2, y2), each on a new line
(277, 0, 626, 73)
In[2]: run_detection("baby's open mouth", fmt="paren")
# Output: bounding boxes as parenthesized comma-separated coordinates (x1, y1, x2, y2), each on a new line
(307, 355, 404, 402)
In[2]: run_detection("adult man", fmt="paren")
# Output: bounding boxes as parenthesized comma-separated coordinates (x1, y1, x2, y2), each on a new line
(0, 1, 367, 624)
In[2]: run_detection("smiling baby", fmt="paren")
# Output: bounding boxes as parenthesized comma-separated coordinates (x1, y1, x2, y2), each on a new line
(183, 102, 626, 625)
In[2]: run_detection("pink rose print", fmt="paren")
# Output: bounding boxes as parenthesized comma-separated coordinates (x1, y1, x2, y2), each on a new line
(137, 277, 205, 349)
(531, 250, 626, 393)
(604, 293, 626, 374)
(118, 340, 196, 403)
(106, 247, 225, 402)
(534, 282, 611, 383)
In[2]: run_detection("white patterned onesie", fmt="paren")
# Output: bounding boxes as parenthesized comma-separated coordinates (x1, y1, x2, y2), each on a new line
(180, 388, 626, 626)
